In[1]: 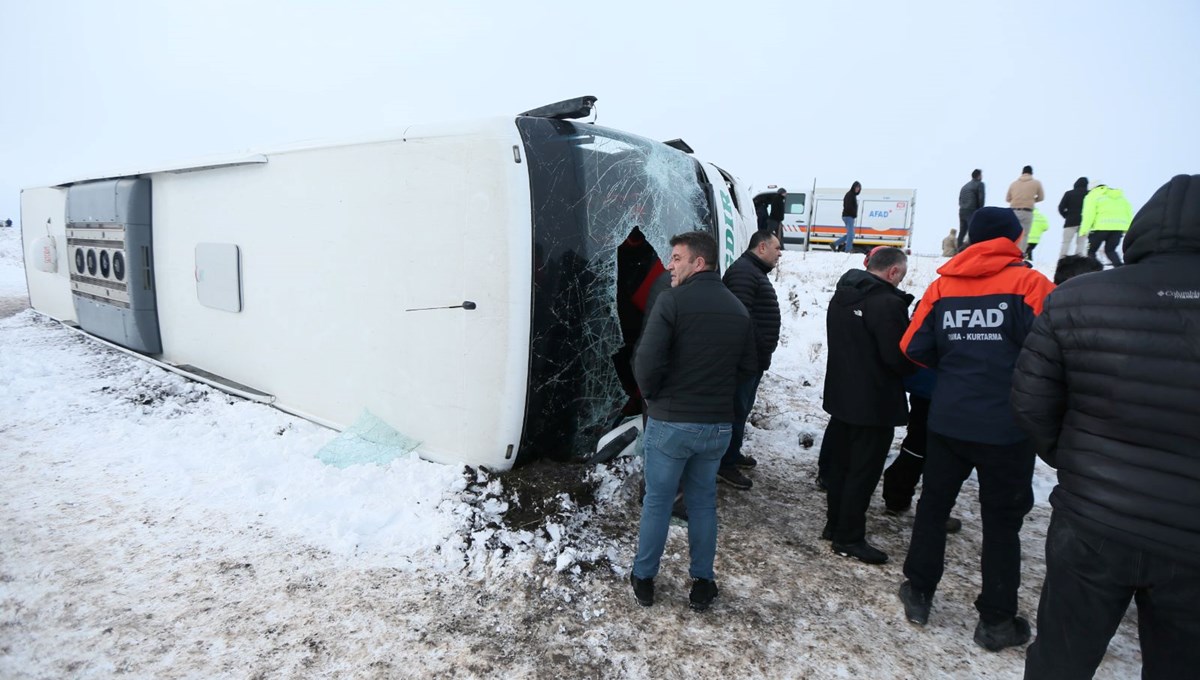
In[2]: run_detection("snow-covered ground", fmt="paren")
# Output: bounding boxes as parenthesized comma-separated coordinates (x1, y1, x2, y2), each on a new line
(0, 227, 1140, 678)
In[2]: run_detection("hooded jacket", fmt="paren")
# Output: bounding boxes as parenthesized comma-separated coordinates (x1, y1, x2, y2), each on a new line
(1012, 174, 1200, 567)
(635, 270, 757, 423)
(822, 268, 916, 427)
(1080, 185, 1133, 235)
(1057, 177, 1089, 227)
(1006, 173, 1045, 210)
(723, 251, 782, 371)
(901, 238, 1056, 444)
(843, 183, 860, 218)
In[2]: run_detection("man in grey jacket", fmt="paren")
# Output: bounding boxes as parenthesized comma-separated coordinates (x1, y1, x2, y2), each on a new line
(630, 230, 757, 612)
(957, 169, 985, 251)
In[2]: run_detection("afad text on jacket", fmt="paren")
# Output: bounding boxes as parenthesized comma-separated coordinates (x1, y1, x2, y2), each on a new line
(901, 238, 1055, 445)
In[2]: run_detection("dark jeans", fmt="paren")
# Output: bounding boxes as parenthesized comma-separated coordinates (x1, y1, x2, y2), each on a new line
(882, 395, 930, 512)
(1087, 231, 1124, 266)
(1024, 242, 1038, 259)
(721, 372, 763, 469)
(823, 417, 894, 544)
(902, 431, 1035, 623)
(1025, 512, 1200, 680)
(958, 209, 974, 249)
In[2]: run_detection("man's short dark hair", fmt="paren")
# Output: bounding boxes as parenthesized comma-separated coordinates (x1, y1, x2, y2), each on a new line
(1023, 165, 1034, 175)
(670, 230, 719, 270)
(747, 229, 777, 251)
(1053, 255, 1103, 285)
(866, 246, 907, 272)
(972, 169, 982, 180)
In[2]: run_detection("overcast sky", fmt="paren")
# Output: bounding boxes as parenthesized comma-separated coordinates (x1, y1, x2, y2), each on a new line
(2, 0, 1197, 254)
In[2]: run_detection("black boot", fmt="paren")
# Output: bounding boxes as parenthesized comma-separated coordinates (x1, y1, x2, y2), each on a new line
(973, 616, 1032, 651)
(630, 573, 654, 607)
(898, 580, 932, 625)
(689, 578, 719, 612)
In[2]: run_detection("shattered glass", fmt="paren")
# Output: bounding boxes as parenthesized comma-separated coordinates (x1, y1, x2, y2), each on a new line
(517, 119, 714, 463)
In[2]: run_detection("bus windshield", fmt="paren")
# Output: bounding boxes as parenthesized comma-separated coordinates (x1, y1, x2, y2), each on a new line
(516, 117, 714, 463)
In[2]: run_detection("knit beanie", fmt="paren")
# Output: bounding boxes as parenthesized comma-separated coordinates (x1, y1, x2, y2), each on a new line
(968, 207, 1023, 244)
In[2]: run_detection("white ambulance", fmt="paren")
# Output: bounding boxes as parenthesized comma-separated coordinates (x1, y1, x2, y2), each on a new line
(806, 187, 917, 252)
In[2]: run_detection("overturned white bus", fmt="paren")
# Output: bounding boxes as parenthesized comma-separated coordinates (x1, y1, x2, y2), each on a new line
(21, 97, 756, 471)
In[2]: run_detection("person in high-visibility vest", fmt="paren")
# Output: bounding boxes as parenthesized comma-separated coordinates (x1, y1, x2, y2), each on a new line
(1025, 209, 1050, 260)
(1080, 184, 1134, 267)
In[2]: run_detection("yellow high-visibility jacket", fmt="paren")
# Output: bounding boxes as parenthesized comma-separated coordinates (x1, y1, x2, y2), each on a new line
(1028, 209, 1050, 244)
(1080, 186, 1133, 236)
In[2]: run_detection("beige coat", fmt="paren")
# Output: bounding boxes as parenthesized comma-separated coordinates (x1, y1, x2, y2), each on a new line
(942, 233, 958, 256)
(1006, 174, 1045, 209)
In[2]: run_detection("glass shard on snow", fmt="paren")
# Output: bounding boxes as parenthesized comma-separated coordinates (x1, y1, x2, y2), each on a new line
(316, 409, 422, 468)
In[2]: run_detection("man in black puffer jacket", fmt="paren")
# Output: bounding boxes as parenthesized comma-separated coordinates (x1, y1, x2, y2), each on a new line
(716, 230, 783, 490)
(820, 247, 916, 565)
(1014, 174, 1200, 679)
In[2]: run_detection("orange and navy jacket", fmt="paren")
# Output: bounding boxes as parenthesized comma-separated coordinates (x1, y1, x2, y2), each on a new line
(901, 238, 1056, 444)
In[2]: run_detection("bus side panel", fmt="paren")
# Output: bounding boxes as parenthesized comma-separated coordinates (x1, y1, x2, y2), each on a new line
(150, 133, 529, 469)
(20, 187, 75, 322)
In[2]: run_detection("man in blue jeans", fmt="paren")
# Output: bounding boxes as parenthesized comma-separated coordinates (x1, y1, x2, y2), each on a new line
(832, 181, 861, 252)
(631, 230, 757, 612)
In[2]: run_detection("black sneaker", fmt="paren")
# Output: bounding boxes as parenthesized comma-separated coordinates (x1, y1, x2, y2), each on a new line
(945, 517, 963, 534)
(898, 580, 931, 626)
(831, 540, 889, 565)
(717, 467, 753, 490)
(689, 578, 719, 612)
(820, 525, 832, 541)
(974, 616, 1032, 651)
(630, 573, 654, 607)
(731, 453, 758, 469)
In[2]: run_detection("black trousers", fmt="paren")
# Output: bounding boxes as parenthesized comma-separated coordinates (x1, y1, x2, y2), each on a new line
(1087, 231, 1124, 266)
(882, 396, 930, 512)
(902, 431, 1035, 623)
(1025, 512, 1200, 679)
(823, 417, 894, 544)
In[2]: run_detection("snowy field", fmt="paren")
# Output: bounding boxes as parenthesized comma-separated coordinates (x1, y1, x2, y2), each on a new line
(0, 226, 1141, 678)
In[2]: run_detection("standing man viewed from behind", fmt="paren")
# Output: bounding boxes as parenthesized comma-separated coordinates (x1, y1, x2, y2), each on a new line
(717, 230, 783, 490)
(958, 169, 985, 251)
(896, 207, 1055, 651)
(1014, 174, 1200, 679)
(820, 246, 915, 565)
(1081, 182, 1133, 267)
(832, 181, 862, 253)
(1057, 177, 1089, 257)
(630, 231, 757, 612)
(1006, 165, 1044, 250)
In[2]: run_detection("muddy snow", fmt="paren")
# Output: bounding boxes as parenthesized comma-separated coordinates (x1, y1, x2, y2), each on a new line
(0, 226, 1141, 678)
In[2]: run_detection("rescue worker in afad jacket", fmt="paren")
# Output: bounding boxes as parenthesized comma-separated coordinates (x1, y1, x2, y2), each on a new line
(895, 207, 1056, 652)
